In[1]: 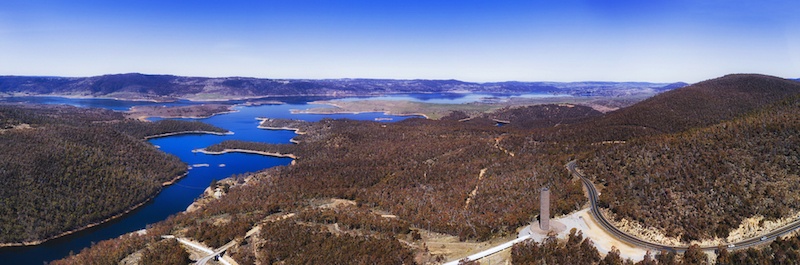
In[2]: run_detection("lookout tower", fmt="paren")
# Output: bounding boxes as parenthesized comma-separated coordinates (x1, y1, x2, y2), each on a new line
(540, 187, 550, 231)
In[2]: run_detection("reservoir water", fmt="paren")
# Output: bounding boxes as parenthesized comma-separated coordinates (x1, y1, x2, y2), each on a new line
(0, 97, 421, 264)
(0, 92, 551, 263)
(336, 92, 567, 104)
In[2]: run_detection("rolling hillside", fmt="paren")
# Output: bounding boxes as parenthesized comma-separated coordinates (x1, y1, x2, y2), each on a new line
(582, 93, 800, 242)
(596, 74, 800, 134)
(0, 73, 684, 101)
(534, 74, 800, 144)
(576, 75, 800, 242)
(52, 74, 800, 264)
(0, 104, 226, 244)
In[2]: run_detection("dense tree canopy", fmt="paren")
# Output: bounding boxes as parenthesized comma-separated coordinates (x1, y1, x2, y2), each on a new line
(52, 75, 800, 264)
(581, 95, 800, 241)
(0, 104, 226, 243)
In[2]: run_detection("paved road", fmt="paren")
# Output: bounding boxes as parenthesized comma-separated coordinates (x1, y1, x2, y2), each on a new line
(164, 225, 260, 265)
(195, 240, 236, 265)
(161, 235, 232, 265)
(441, 160, 800, 264)
(568, 160, 800, 252)
(442, 235, 532, 265)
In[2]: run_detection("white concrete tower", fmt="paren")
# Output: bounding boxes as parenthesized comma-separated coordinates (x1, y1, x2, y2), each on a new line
(540, 187, 550, 231)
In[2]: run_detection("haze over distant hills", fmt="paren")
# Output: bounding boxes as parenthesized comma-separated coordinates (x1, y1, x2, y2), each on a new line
(0, 73, 686, 101)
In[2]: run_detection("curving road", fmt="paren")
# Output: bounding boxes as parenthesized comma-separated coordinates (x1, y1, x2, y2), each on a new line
(161, 235, 232, 265)
(164, 224, 259, 265)
(568, 160, 800, 252)
(442, 235, 532, 265)
(195, 240, 236, 265)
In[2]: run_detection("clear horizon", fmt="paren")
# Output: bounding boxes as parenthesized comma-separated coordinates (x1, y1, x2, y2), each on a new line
(1, 0, 798, 83)
(0, 71, 706, 84)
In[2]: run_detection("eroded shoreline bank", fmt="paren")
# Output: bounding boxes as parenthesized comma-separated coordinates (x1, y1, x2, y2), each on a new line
(192, 148, 297, 159)
(143, 130, 233, 140)
(0, 171, 190, 248)
(0, 129, 234, 248)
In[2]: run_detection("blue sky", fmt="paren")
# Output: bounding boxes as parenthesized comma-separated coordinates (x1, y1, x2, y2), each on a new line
(1, 0, 798, 83)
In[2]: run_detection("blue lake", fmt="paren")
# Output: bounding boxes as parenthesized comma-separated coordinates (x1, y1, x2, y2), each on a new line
(1, 92, 566, 263)
(0, 96, 197, 111)
(0, 97, 421, 264)
(338, 92, 568, 104)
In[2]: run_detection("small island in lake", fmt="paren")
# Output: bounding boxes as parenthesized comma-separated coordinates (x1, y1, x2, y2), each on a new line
(127, 104, 235, 120)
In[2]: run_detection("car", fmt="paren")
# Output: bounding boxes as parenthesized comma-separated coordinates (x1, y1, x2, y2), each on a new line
(728, 244, 735, 248)
(761, 236, 768, 241)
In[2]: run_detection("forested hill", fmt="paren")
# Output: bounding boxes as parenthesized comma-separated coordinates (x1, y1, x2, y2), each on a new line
(0, 73, 684, 100)
(49, 73, 800, 264)
(595, 74, 800, 134)
(581, 91, 800, 243)
(0, 104, 226, 244)
(533, 74, 800, 144)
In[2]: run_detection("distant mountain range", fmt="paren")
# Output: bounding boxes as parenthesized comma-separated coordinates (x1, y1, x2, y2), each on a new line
(0, 73, 686, 101)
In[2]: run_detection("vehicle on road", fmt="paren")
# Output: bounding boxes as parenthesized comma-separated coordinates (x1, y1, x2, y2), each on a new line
(762, 236, 768, 241)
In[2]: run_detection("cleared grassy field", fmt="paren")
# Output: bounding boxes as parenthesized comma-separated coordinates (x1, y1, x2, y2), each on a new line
(296, 95, 640, 120)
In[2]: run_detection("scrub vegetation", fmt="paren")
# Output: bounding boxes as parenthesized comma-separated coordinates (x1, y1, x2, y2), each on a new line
(582, 95, 800, 241)
(50, 74, 800, 264)
(0, 104, 226, 244)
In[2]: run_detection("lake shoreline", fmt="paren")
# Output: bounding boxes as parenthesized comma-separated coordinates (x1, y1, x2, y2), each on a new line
(293, 101, 431, 119)
(1, 96, 425, 263)
(193, 148, 297, 159)
(0, 127, 231, 248)
(127, 104, 241, 121)
(256, 117, 308, 135)
(143, 130, 233, 140)
(0, 171, 189, 248)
